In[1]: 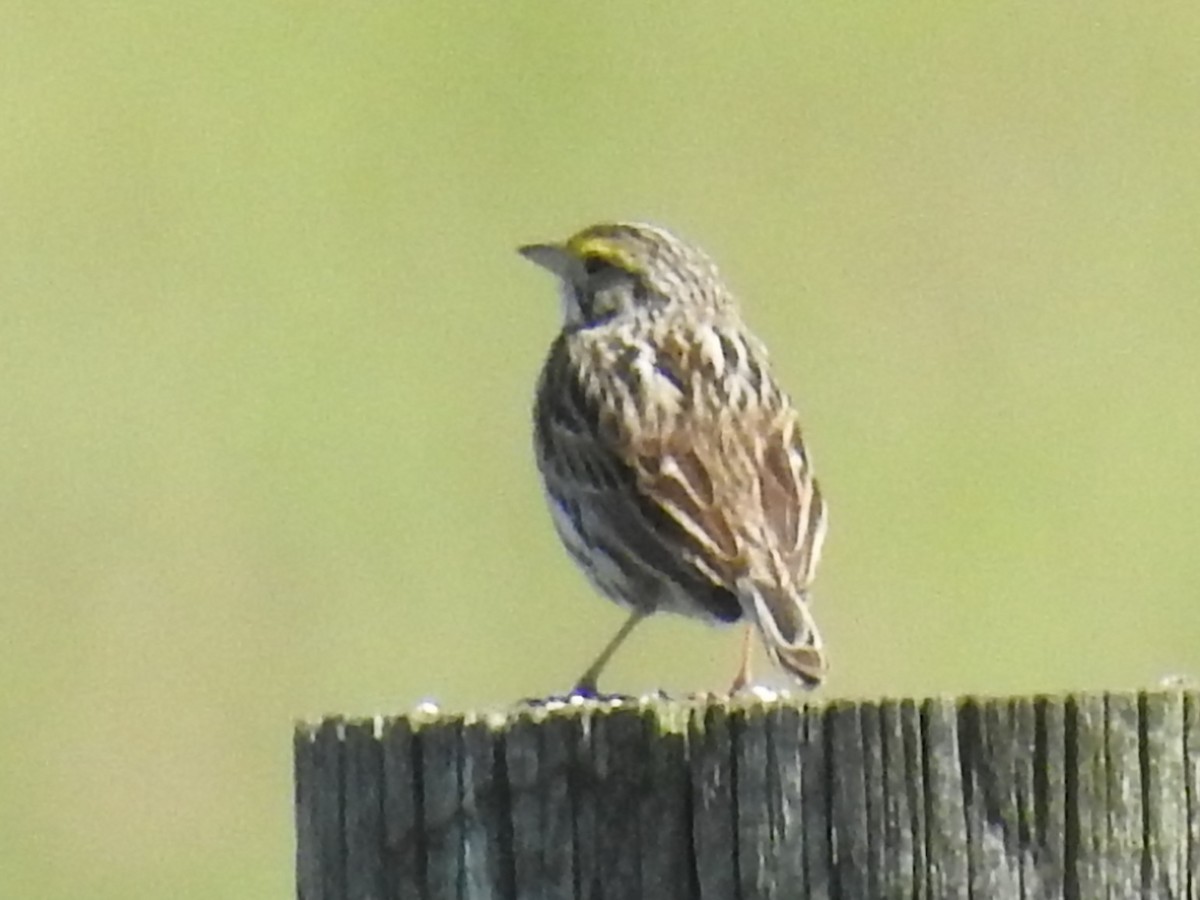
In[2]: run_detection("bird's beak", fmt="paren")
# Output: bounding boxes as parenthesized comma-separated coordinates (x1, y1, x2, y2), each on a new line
(517, 242, 574, 277)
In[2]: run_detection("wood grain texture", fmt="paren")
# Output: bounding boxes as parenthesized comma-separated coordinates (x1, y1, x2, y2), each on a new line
(295, 690, 1199, 899)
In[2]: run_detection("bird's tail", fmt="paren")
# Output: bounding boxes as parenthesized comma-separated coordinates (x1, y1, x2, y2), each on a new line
(739, 578, 828, 688)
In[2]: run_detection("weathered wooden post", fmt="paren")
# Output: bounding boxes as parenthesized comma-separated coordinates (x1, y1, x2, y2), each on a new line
(294, 689, 1198, 899)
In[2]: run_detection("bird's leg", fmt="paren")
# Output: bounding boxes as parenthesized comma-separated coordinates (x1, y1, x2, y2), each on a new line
(573, 609, 647, 695)
(728, 624, 754, 693)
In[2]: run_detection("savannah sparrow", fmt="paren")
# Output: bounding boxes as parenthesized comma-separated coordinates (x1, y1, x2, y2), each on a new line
(520, 222, 828, 693)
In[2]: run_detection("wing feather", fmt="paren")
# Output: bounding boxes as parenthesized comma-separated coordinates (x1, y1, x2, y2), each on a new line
(613, 327, 826, 595)
(591, 321, 830, 685)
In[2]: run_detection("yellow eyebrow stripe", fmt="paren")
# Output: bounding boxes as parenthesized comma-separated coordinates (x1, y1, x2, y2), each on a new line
(565, 235, 643, 273)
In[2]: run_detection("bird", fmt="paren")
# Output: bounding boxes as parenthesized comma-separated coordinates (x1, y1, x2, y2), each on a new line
(520, 222, 828, 694)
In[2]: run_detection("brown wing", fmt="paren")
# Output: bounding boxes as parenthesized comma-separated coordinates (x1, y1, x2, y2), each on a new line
(604, 322, 830, 683)
(605, 324, 824, 584)
(630, 404, 825, 586)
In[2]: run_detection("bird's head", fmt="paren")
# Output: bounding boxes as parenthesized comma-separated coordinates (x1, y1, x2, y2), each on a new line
(519, 222, 733, 330)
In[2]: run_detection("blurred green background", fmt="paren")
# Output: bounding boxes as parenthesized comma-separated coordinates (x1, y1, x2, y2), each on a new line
(3, 4, 1199, 897)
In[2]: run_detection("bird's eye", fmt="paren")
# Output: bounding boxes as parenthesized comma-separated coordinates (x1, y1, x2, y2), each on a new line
(582, 255, 613, 277)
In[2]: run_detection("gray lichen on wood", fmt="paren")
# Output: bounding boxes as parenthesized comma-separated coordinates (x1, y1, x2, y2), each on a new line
(294, 689, 1198, 899)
